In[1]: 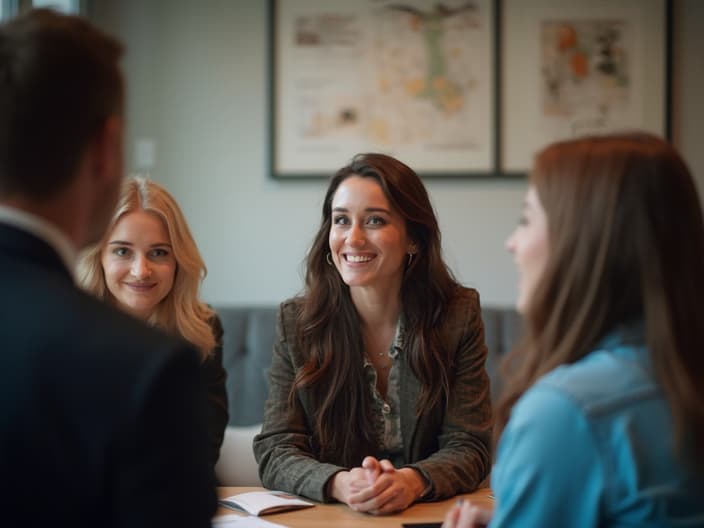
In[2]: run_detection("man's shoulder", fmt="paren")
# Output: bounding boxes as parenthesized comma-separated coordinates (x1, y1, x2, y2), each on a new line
(75, 289, 196, 365)
(55, 279, 163, 340)
(1, 274, 201, 435)
(2, 269, 195, 370)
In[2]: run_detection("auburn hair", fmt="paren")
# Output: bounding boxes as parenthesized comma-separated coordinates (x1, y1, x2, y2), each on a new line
(496, 132, 704, 469)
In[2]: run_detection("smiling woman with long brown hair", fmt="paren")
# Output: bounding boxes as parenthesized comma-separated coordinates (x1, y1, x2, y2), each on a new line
(254, 153, 493, 514)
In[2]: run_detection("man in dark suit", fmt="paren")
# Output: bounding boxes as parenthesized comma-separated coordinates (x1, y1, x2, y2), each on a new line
(0, 9, 217, 527)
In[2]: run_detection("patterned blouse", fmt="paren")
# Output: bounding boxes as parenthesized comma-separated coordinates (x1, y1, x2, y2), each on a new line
(363, 316, 405, 466)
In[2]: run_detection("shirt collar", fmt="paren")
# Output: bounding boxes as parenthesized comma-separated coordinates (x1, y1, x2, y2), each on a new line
(361, 313, 406, 366)
(0, 204, 78, 280)
(390, 313, 405, 359)
(596, 319, 645, 348)
(594, 319, 647, 362)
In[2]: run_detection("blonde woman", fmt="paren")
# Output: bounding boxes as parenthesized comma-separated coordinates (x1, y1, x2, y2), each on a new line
(79, 177, 228, 468)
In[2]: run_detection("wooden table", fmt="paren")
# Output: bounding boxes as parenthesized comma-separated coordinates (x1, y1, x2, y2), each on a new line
(215, 486, 493, 527)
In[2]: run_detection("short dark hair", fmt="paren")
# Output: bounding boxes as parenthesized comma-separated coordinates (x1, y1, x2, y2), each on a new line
(0, 8, 124, 199)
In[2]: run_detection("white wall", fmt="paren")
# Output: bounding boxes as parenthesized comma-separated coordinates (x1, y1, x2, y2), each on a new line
(673, 0, 704, 203)
(90, 0, 703, 308)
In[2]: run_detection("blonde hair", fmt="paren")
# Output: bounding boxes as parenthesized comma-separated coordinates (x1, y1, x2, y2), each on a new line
(78, 177, 216, 359)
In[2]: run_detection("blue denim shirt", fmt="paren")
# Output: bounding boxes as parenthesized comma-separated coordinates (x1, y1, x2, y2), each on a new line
(491, 325, 704, 527)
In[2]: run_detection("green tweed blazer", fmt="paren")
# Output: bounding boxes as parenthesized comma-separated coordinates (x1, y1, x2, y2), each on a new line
(253, 286, 493, 502)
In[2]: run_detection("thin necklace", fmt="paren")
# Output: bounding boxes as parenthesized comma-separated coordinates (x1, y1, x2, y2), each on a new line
(372, 351, 391, 369)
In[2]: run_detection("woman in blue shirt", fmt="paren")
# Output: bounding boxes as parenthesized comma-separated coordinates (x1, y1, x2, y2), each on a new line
(444, 132, 704, 527)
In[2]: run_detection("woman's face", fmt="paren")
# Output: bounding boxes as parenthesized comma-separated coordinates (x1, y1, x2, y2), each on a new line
(328, 175, 414, 294)
(506, 185, 549, 314)
(101, 210, 177, 320)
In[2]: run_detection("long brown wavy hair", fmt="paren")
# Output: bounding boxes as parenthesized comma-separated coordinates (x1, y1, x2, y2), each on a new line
(496, 132, 704, 468)
(292, 153, 460, 466)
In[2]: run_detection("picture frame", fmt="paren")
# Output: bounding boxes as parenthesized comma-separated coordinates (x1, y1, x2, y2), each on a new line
(270, 0, 498, 179)
(499, 0, 672, 174)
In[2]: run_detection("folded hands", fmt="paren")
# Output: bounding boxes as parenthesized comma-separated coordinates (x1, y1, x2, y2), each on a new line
(329, 456, 426, 515)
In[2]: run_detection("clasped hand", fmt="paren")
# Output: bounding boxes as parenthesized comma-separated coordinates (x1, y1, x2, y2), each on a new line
(329, 456, 425, 515)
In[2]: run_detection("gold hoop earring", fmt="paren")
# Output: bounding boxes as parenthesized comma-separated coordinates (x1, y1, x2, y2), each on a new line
(326, 252, 333, 266)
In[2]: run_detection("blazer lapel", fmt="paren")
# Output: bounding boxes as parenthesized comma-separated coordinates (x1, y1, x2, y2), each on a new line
(399, 357, 421, 462)
(0, 223, 72, 282)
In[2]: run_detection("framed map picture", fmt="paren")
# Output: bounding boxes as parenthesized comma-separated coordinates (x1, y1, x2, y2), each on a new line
(500, 0, 671, 173)
(271, 0, 497, 178)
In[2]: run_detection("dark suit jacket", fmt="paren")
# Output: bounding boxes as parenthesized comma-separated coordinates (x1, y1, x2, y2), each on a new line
(253, 287, 493, 502)
(0, 223, 217, 527)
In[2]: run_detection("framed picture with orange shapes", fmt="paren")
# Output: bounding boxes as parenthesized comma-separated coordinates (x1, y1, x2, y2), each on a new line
(499, 0, 671, 174)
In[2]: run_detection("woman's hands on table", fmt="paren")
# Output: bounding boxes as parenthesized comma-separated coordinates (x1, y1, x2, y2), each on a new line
(329, 456, 426, 515)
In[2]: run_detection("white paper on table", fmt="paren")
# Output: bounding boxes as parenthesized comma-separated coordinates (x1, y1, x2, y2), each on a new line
(212, 514, 289, 528)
